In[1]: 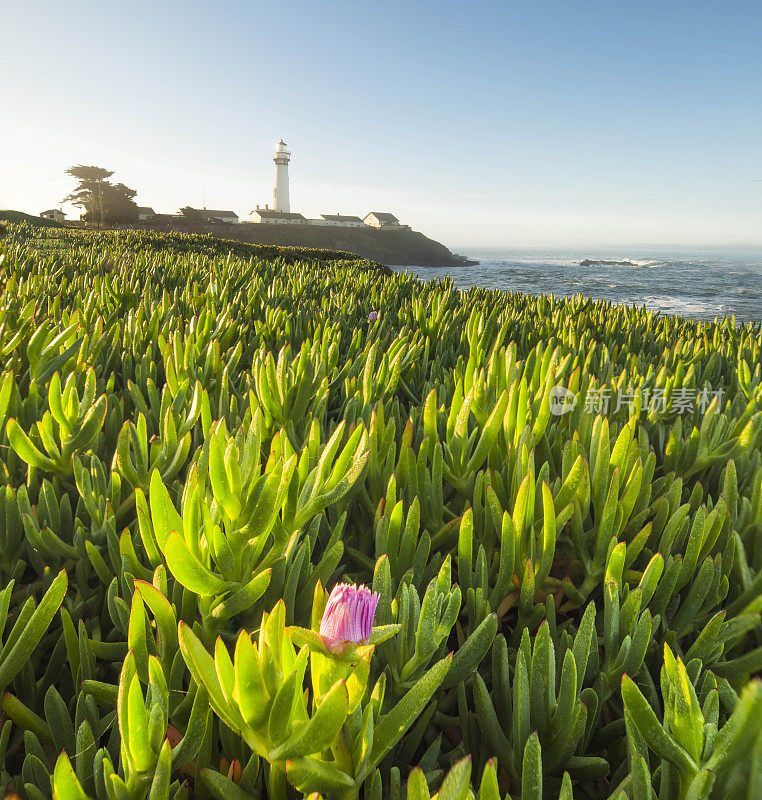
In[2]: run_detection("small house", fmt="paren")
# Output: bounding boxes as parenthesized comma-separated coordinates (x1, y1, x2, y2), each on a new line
(363, 212, 406, 229)
(40, 209, 66, 222)
(198, 209, 239, 224)
(249, 208, 307, 225)
(319, 214, 364, 228)
(137, 206, 156, 221)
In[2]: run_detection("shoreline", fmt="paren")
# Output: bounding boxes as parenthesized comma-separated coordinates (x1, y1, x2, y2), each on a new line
(394, 246, 762, 324)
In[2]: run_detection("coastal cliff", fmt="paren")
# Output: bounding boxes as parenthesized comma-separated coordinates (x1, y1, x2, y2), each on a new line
(222, 224, 476, 268)
(1, 210, 475, 268)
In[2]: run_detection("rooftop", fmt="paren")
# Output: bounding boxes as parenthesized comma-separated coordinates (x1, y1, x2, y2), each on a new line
(321, 214, 364, 222)
(252, 209, 306, 220)
(192, 208, 239, 217)
(365, 212, 400, 223)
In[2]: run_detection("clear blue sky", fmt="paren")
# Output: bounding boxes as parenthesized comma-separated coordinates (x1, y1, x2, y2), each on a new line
(2, 0, 761, 246)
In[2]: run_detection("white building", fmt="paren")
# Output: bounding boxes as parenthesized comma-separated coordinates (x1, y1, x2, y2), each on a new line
(250, 207, 306, 225)
(248, 142, 408, 230)
(318, 214, 364, 228)
(204, 209, 238, 224)
(185, 208, 239, 224)
(273, 140, 291, 212)
(137, 206, 155, 221)
(40, 209, 65, 222)
(363, 212, 407, 229)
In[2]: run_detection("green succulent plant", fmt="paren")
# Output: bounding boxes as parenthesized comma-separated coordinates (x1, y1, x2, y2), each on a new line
(0, 222, 760, 800)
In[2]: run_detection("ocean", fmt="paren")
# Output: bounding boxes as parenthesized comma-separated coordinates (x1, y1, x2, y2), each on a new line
(392, 246, 762, 323)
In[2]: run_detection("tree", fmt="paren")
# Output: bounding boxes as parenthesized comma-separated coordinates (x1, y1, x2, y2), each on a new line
(101, 182, 139, 223)
(178, 206, 206, 222)
(62, 165, 111, 227)
(62, 165, 138, 226)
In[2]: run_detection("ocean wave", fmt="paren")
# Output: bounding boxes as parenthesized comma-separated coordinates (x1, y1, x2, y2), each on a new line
(576, 258, 665, 268)
(393, 248, 761, 322)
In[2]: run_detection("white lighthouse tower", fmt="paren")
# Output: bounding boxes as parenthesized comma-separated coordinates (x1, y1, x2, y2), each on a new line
(273, 139, 291, 212)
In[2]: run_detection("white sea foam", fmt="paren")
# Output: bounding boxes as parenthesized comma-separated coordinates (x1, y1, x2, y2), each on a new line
(643, 296, 724, 317)
(581, 258, 664, 268)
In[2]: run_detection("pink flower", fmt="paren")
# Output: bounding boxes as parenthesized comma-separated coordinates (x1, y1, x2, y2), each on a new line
(320, 583, 379, 650)
(368, 311, 379, 322)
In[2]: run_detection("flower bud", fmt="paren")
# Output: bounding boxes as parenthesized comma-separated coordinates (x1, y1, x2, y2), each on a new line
(319, 583, 379, 653)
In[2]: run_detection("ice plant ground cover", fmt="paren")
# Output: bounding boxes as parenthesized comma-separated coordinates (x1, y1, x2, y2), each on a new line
(0, 224, 760, 800)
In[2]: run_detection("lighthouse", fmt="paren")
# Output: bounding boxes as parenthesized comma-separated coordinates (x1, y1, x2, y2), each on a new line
(273, 139, 291, 212)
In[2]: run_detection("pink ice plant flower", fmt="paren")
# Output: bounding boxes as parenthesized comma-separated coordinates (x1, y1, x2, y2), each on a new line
(368, 311, 379, 322)
(319, 583, 379, 651)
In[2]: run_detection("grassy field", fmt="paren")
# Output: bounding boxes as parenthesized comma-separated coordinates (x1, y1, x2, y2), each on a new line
(0, 224, 760, 800)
